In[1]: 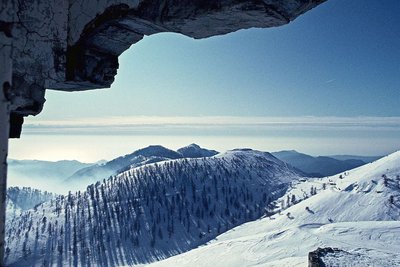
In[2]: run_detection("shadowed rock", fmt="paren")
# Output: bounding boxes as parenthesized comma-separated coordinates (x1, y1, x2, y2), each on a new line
(308, 247, 345, 267)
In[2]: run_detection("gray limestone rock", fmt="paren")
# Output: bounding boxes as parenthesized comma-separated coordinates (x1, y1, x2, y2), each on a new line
(308, 247, 346, 267)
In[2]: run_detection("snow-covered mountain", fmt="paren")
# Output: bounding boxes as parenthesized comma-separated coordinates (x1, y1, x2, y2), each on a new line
(64, 144, 216, 192)
(151, 151, 400, 266)
(6, 187, 56, 219)
(7, 187, 56, 211)
(5, 149, 301, 266)
(177, 144, 218, 158)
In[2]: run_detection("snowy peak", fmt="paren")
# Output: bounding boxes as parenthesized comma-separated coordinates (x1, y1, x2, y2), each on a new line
(220, 149, 291, 168)
(105, 145, 182, 171)
(177, 144, 218, 158)
(65, 145, 183, 191)
(130, 145, 182, 159)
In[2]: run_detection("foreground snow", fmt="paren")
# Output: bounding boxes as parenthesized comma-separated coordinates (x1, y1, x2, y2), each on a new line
(151, 221, 400, 267)
(151, 151, 400, 266)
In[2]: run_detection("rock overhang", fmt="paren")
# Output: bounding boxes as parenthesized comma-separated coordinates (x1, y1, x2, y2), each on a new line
(0, 0, 326, 137)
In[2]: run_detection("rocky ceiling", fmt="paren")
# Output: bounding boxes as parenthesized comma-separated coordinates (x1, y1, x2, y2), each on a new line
(0, 0, 326, 137)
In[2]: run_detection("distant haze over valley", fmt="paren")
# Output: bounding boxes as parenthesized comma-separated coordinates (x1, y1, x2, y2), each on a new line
(10, 116, 400, 162)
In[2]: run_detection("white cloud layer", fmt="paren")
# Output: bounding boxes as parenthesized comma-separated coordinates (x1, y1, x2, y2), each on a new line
(23, 116, 400, 135)
(10, 116, 399, 162)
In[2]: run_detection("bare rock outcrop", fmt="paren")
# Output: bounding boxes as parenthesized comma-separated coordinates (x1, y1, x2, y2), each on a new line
(308, 247, 349, 267)
(1, 0, 326, 136)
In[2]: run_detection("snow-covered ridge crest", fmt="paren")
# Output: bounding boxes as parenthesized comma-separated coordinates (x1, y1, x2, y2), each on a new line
(177, 143, 218, 158)
(116, 148, 300, 185)
(64, 144, 215, 192)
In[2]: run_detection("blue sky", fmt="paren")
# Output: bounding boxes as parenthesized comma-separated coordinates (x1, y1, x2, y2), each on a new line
(38, 0, 400, 118)
(10, 0, 400, 161)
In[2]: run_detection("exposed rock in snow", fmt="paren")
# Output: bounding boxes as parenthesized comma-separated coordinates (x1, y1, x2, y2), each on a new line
(308, 247, 344, 267)
(1, 0, 326, 134)
(311, 246, 400, 267)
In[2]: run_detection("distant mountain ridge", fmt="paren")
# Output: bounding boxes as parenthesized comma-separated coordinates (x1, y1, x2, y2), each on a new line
(178, 144, 218, 158)
(328, 154, 382, 162)
(271, 150, 376, 177)
(8, 144, 218, 194)
(65, 145, 181, 185)
(9, 146, 380, 194)
(65, 144, 219, 191)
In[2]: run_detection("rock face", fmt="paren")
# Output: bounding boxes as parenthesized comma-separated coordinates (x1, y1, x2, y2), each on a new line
(308, 247, 344, 267)
(1, 0, 326, 136)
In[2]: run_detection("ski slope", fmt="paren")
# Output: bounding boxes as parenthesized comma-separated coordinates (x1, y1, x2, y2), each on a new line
(151, 151, 400, 266)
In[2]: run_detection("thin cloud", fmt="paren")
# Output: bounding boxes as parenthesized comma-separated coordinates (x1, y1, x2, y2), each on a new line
(324, 79, 336, 84)
(22, 116, 400, 135)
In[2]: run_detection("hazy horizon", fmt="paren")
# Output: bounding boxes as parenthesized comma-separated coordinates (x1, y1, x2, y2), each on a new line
(9, 115, 399, 162)
(9, 137, 397, 163)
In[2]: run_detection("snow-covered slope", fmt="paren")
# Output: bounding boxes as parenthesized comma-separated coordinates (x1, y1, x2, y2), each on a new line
(7, 187, 56, 211)
(5, 149, 302, 266)
(64, 144, 218, 192)
(6, 187, 56, 220)
(64, 145, 184, 191)
(151, 151, 400, 267)
(6, 199, 22, 221)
